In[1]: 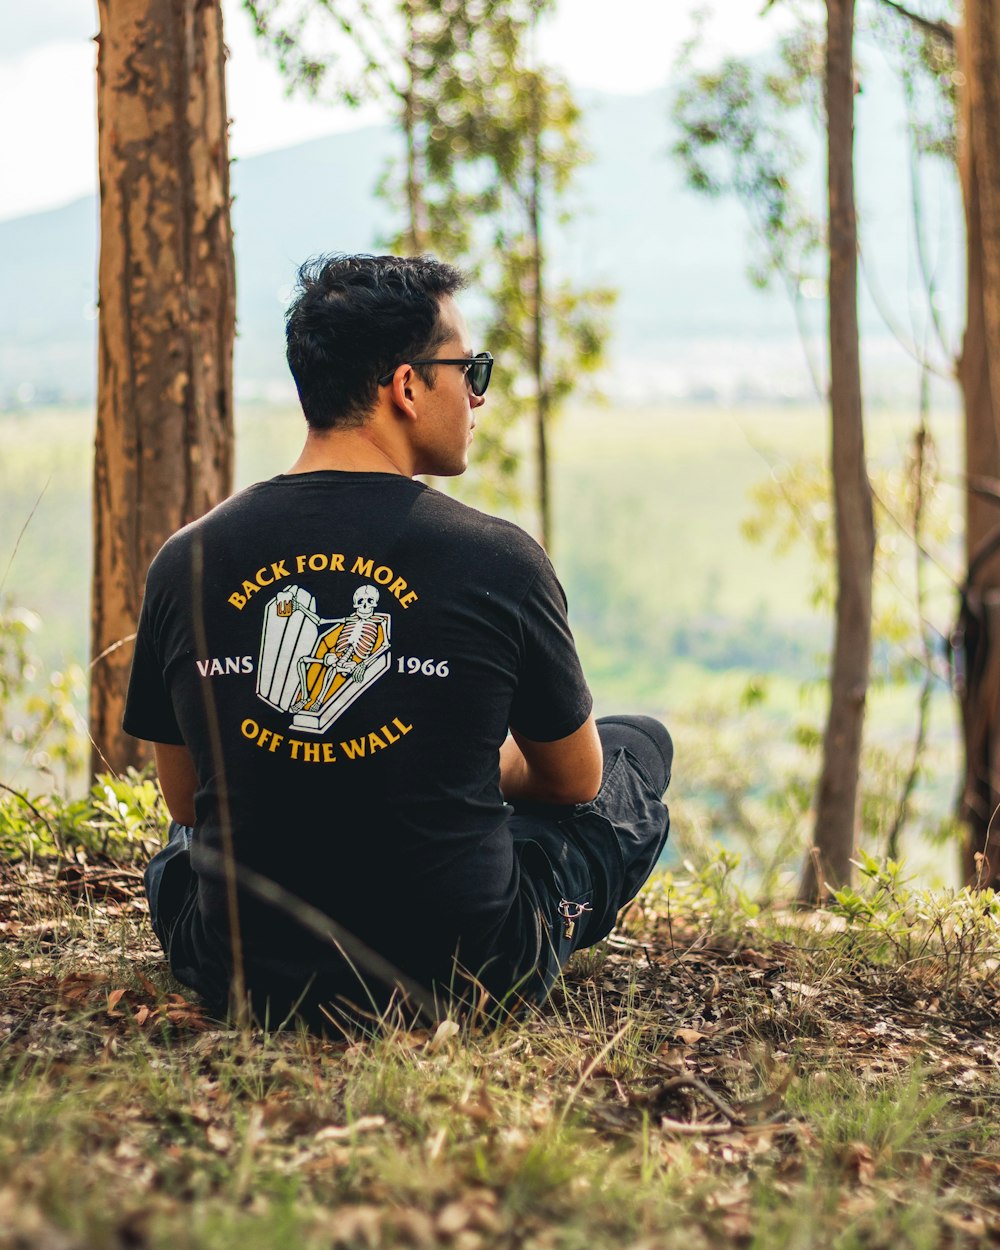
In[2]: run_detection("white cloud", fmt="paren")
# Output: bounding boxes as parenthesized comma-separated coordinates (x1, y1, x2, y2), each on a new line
(222, 1, 388, 159)
(0, 41, 96, 221)
(538, 0, 795, 92)
(0, 0, 795, 223)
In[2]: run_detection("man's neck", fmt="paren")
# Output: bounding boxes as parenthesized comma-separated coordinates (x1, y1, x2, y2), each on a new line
(286, 426, 413, 477)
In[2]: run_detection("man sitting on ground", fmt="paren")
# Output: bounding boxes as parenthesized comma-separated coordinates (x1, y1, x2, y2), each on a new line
(125, 253, 672, 1026)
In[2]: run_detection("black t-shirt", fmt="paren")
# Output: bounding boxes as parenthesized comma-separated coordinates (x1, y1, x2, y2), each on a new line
(124, 472, 592, 1009)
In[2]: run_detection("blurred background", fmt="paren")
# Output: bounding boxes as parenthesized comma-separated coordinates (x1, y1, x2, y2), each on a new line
(0, 0, 967, 892)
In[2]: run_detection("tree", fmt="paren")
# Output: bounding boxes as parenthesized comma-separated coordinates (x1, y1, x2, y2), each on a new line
(92, 0, 236, 777)
(803, 0, 875, 897)
(675, 7, 874, 896)
(878, 0, 1000, 889)
(242, 1, 549, 264)
(955, 0, 1000, 886)
(477, 58, 615, 550)
(243, 0, 612, 545)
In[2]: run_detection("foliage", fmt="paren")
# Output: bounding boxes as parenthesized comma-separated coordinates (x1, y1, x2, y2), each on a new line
(473, 64, 616, 532)
(674, 24, 824, 296)
(738, 425, 957, 859)
(636, 848, 762, 942)
(0, 767, 167, 863)
(0, 596, 87, 791)
(673, 0, 960, 354)
(830, 847, 1000, 986)
(665, 700, 813, 902)
(241, 0, 614, 528)
(742, 443, 954, 684)
(868, 0, 958, 163)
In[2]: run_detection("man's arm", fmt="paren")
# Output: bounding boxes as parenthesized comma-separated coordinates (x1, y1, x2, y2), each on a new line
(499, 714, 603, 806)
(153, 742, 197, 826)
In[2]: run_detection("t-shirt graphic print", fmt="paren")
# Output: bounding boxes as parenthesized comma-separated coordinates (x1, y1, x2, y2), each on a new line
(258, 582, 392, 732)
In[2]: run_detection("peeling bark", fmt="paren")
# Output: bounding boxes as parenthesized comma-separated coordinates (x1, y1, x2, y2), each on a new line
(92, 0, 235, 777)
(801, 0, 875, 900)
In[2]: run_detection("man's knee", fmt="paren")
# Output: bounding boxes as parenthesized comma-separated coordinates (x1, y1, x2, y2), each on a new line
(596, 714, 672, 793)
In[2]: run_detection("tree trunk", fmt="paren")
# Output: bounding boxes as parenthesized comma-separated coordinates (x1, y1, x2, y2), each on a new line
(529, 77, 551, 552)
(401, 6, 427, 255)
(801, 0, 875, 901)
(956, 10, 1000, 886)
(92, 0, 235, 778)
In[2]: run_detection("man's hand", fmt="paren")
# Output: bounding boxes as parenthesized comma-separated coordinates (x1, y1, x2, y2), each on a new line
(153, 742, 197, 826)
(499, 714, 603, 807)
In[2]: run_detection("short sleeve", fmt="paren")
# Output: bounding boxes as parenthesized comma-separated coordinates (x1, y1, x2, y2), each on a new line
(508, 558, 592, 742)
(122, 585, 184, 745)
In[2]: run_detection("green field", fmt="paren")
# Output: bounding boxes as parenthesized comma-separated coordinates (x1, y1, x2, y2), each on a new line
(0, 400, 967, 883)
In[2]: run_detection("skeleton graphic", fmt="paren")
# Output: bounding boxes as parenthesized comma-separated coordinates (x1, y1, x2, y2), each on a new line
(288, 584, 390, 712)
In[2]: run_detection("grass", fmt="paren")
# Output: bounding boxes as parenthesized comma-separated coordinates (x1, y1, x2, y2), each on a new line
(3, 802, 1000, 1249)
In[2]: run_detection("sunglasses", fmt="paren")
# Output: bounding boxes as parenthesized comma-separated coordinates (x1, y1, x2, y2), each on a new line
(378, 351, 494, 397)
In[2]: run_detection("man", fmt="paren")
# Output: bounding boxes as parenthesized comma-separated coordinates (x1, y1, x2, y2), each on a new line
(125, 254, 671, 1028)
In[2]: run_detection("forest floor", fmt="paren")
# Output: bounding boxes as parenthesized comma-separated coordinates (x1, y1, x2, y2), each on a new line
(2, 855, 1000, 1250)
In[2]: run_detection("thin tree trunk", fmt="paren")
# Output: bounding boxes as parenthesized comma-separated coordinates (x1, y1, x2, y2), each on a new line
(402, 7, 426, 255)
(956, 12, 1000, 886)
(92, 0, 235, 777)
(801, 0, 875, 901)
(529, 77, 551, 552)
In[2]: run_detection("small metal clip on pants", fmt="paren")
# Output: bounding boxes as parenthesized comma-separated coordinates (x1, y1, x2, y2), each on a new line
(557, 898, 592, 940)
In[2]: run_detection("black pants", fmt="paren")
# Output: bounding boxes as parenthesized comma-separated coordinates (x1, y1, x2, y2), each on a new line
(503, 715, 672, 1001)
(145, 714, 672, 1017)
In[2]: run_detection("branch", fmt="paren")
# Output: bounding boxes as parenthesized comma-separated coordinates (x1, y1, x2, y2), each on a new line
(876, 0, 955, 50)
(0, 780, 63, 854)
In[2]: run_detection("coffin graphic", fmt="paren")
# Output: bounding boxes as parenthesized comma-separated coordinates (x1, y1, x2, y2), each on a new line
(291, 643, 390, 734)
(256, 585, 391, 733)
(257, 586, 318, 712)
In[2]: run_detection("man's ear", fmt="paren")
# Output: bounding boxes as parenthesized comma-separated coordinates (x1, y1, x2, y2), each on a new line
(389, 364, 420, 421)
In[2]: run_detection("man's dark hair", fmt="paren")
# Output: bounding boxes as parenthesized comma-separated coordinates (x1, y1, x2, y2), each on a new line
(284, 253, 467, 430)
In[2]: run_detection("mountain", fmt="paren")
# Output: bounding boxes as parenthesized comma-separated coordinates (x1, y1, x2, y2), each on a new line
(0, 82, 962, 409)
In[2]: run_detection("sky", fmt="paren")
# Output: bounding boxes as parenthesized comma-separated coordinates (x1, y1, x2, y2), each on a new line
(0, 0, 793, 224)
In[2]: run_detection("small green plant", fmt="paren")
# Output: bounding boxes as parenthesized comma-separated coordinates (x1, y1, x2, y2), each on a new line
(829, 848, 1000, 990)
(0, 768, 168, 863)
(634, 849, 761, 944)
(0, 596, 88, 791)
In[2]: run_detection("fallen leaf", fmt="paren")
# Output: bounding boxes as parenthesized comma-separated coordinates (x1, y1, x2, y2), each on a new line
(675, 1028, 710, 1045)
(428, 1019, 460, 1051)
(781, 981, 822, 999)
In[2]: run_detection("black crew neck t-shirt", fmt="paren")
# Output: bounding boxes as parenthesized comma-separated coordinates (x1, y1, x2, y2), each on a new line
(124, 472, 592, 1008)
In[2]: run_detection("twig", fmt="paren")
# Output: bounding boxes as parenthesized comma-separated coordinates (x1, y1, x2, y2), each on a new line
(57, 866, 146, 883)
(875, 0, 955, 49)
(648, 1075, 747, 1125)
(656, 1119, 741, 1136)
(657, 1115, 792, 1136)
(887, 377, 936, 858)
(0, 781, 63, 854)
(0, 478, 50, 599)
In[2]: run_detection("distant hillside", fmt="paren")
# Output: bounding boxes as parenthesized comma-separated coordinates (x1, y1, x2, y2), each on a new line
(0, 80, 963, 409)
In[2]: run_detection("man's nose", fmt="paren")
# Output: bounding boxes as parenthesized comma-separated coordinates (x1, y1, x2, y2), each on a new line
(470, 390, 486, 409)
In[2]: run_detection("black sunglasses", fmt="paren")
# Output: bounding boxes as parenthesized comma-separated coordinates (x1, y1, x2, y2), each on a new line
(378, 351, 494, 397)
